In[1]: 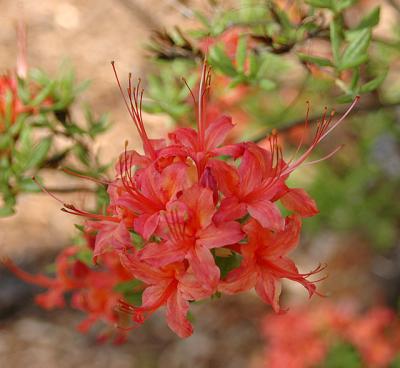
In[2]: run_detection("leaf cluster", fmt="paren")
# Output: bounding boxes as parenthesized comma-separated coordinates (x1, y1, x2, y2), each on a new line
(0, 66, 109, 216)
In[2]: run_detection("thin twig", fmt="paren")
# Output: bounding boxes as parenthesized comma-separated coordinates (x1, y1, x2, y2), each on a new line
(36, 186, 97, 194)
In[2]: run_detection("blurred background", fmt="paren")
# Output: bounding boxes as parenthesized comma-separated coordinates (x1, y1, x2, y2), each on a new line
(0, 0, 399, 367)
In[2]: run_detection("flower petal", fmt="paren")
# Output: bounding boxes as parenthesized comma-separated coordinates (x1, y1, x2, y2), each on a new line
(187, 245, 220, 291)
(208, 159, 239, 196)
(213, 196, 246, 224)
(280, 188, 319, 217)
(139, 241, 185, 267)
(197, 221, 244, 249)
(260, 215, 302, 257)
(205, 115, 234, 151)
(218, 264, 257, 294)
(247, 198, 284, 231)
(119, 254, 166, 285)
(255, 272, 282, 313)
(166, 289, 193, 338)
(238, 146, 264, 194)
(143, 212, 160, 240)
(91, 221, 131, 259)
(180, 185, 215, 228)
(168, 127, 198, 151)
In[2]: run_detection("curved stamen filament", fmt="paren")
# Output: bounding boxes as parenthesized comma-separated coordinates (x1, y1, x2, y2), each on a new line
(282, 96, 359, 176)
(111, 62, 156, 160)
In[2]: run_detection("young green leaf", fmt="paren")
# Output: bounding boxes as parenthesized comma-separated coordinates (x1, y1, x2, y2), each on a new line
(298, 53, 333, 67)
(0, 205, 15, 217)
(235, 36, 247, 73)
(305, 0, 333, 9)
(330, 19, 342, 66)
(25, 137, 52, 169)
(360, 70, 388, 93)
(259, 79, 277, 91)
(339, 28, 371, 70)
(29, 81, 55, 107)
(333, 0, 357, 13)
(209, 45, 237, 77)
(355, 7, 380, 29)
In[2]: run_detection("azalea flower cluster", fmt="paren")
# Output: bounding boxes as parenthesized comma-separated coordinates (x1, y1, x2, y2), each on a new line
(5, 62, 357, 339)
(262, 302, 400, 368)
(4, 233, 133, 344)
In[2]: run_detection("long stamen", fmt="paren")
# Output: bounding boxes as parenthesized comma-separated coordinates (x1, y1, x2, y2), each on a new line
(61, 204, 119, 222)
(32, 176, 66, 206)
(283, 96, 359, 175)
(319, 96, 359, 141)
(303, 145, 344, 166)
(182, 77, 197, 106)
(61, 168, 109, 186)
(32, 177, 119, 222)
(197, 61, 212, 150)
(111, 62, 156, 159)
(287, 101, 310, 166)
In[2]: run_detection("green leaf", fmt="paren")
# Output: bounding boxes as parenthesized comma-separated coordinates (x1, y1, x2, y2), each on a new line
(74, 79, 91, 95)
(390, 354, 400, 368)
(25, 137, 52, 169)
(249, 52, 259, 78)
(17, 78, 31, 103)
(235, 36, 247, 73)
(75, 248, 94, 266)
(356, 7, 380, 29)
(339, 28, 371, 70)
(29, 81, 55, 107)
(270, 4, 294, 30)
(114, 279, 143, 294)
(215, 252, 242, 278)
(18, 177, 41, 192)
(350, 69, 360, 90)
(29, 68, 50, 85)
(229, 75, 246, 88)
(0, 134, 11, 150)
(73, 144, 90, 166)
(3, 90, 14, 128)
(193, 10, 211, 29)
(9, 114, 26, 136)
(324, 342, 362, 368)
(337, 93, 357, 103)
(360, 70, 388, 93)
(333, 0, 357, 12)
(305, 0, 333, 9)
(330, 20, 342, 65)
(340, 54, 368, 70)
(209, 45, 237, 77)
(298, 53, 333, 67)
(259, 79, 277, 91)
(124, 291, 143, 306)
(0, 205, 15, 217)
(115, 279, 144, 306)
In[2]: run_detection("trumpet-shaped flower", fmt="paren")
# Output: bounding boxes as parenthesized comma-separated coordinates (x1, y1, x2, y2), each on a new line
(219, 216, 321, 312)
